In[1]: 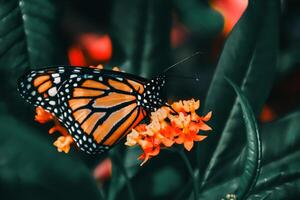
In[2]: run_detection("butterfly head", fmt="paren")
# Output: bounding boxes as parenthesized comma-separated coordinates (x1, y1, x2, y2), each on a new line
(141, 75, 167, 112)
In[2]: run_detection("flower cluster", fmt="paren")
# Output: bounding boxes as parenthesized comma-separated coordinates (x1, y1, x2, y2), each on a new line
(125, 99, 212, 165)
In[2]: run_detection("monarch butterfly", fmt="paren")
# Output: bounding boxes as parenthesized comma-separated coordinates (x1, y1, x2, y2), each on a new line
(18, 66, 167, 154)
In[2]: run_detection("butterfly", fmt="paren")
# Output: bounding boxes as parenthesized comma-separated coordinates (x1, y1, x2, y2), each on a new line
(18, 66, 167, 154)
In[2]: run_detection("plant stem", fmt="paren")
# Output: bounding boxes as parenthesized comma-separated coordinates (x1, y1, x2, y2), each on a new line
(98, 185, 106, 200)
(113, 151, 135, 200)
(177, 149, 199, 200)
(196, 143, 201, 169)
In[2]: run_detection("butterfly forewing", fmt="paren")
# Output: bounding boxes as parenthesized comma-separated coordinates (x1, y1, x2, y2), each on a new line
(17, 67, 77, 114)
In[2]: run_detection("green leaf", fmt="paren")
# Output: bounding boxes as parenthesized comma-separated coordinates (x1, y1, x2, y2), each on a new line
(0, 0, 66, 116)
(247, 110, 300, 199)
(277, 47, 300, 78)
(226, 78, 261, 199)
(109, 0, 171, 77)
(199, 0, 279, 187)
(0, 112, 101, 200)
(197, 110, 300, 199)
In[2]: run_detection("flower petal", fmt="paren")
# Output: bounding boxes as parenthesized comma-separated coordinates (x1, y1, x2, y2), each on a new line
(194, 135, 208, 141)
(53, 135, 73, 153)
(184, 140, 194, 151)
(202, 111, 212, 121)
(35, 106, 53, 124)
(198, 123, 212, 131)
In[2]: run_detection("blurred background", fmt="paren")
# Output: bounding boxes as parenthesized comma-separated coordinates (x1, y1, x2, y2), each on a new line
(61, 0, 300, 123)
(0, 0, 299, 199)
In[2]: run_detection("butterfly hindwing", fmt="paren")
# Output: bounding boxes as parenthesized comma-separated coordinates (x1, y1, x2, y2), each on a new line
(56, 69, 148, 154)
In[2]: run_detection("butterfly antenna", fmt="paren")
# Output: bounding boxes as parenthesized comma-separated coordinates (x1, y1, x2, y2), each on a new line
(163, 51, 202, 74)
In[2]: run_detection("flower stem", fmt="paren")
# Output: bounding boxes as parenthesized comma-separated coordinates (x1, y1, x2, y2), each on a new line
(196, 143, 201, 169)
(177, 149, 199, 200)
(112, 151, 135, 200)
(98, 185, 106, 200)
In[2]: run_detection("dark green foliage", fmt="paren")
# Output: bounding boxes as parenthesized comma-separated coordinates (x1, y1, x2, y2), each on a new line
(109, 0, 172, 77)
(226, 78, 262, 199)
(0, 0, 299, 199)
(0, 111, 102, 200)
(0, 1, 99, 199)
(0, 0, 65, 116)
(172, 0, 223, 37)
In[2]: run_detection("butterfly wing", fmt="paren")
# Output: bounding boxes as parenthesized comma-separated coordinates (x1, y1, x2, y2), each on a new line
(55, 69, 148, 154)
(18, 66, 160, 154)
(17, 66, 84, 114)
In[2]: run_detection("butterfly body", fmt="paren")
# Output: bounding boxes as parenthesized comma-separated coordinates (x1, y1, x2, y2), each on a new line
(18, 66, 166, 154)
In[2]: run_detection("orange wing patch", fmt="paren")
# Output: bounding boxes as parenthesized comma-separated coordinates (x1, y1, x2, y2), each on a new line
(93, 103, 137, 143)
(127, 80, 144, 94)
(93, 92, 135, 108)
(33, 75, 50, 87)
(82, 80, 109, 90)
(81, 112, 105, 135)
(69, 98, 92, 110)
(103, 107, 146, 146)
(73, 109, 92, 123)
(73, 88, 104, 97)
(108, 79, 132, 92)
(38, 80, 52, 93)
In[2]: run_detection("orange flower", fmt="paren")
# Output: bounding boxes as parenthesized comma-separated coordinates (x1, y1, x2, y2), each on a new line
(35, 106, 54, 123)
(125, 99, 212, 165)
(53, 135, 73, 153)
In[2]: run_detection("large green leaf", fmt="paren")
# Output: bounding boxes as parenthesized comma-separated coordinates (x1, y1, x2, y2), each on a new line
(248, 111, 300, 199)
(197, 110, 300, 199)
(109, 0, 171, 77)
(226, 78, 261, 199)
(199, 0, 279, 188)
(0, 111, 101, 200)
(0, 0, 65, 117)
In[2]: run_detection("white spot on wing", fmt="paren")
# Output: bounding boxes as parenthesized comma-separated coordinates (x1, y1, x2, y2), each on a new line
(48, 87, 57, 96)
(54, 77, 61, 84)
(52, 73, 59, 78)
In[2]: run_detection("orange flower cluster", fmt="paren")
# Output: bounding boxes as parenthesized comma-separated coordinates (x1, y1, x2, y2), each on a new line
(125, 99, 212, 165)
